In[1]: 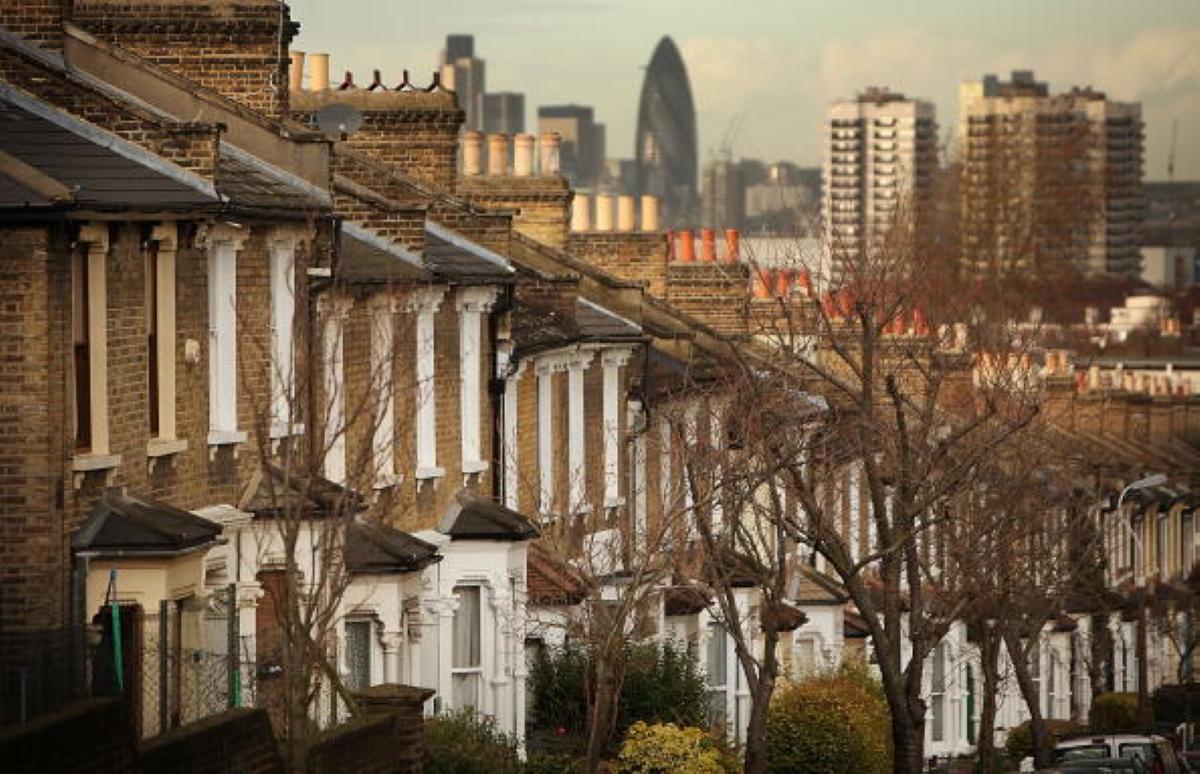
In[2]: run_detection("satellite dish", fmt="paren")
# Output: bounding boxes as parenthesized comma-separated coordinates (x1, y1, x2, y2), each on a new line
(315, 103, 363, 140)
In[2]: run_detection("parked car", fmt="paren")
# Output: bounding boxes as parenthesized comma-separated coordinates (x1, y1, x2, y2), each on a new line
(1040, 758, 1149, 773)
(1048, 734, 1184, 774)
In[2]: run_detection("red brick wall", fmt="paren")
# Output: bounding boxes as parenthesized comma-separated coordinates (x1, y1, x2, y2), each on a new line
(566, 232, 669, 297)
(0, 698, 138, 774)
(71, 0, 297, 119)
(0, 0, 66, 48)
(139, 707, 283, 774)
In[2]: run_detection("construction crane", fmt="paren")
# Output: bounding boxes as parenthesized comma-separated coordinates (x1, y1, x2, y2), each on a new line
(716, 113, 743, 162)
(1168, 117, 1178, 182)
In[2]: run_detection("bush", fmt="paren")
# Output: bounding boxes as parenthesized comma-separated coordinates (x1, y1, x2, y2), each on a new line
(1089, 692, 1147, 733)
(424, 709, 521, 774)
(614, 721, 736, 774)
(763, 662, 892, 774)
(1003, 719, 1084, 762)
(528, 640, 709, 751)
(1152, 684, 1200, 725)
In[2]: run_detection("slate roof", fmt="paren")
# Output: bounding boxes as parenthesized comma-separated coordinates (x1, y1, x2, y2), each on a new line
(575, 297, 642, 340)
(238, 463, 364, 519)
(0, 84, 217, 210)
(216, 142, 330, 213)
(424, 221, 515, 281)
(438, 490, 539, 541)
(344, 520, 441, 574)
(72, 489, 224, 556)
(338, 222, 430, 283)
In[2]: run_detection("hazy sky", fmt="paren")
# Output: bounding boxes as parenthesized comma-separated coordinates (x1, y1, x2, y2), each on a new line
(289, 0, 1200, 181)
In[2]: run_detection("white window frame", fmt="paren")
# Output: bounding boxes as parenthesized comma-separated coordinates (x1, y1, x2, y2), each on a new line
(601, 348, 631, 509)
(628, 400, 647, 552)
(706, 622, 729, 727)
(502, 359, 526, 510)
(536, 360, 557, 515)
(849, 461, 862, 564)
(70, 224, 121, 483)
(567, 352, 594, 515)
(370, 295, 399, 489)
(268, 228, 303, 439)
(205, 224, 249, 452)
(343, 618, 374, 692)
(410, 287, 446, 480)
(931, 642, 947, 743)
(457, 287, 499, 476)
(320, 297, 350, 485)
(451, 585, 484, 710)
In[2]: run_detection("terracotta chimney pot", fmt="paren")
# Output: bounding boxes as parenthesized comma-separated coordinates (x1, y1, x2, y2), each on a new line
(539, 132, 561, 174)
(461, 131, 484, 176)
(289, 51, 305, 91)
(797, 268, 813, 297)
(724, 229, 740, 263)
(774, 268, 793, 297)
(641, 196, 660, 232)
(752, 268, 772, 299)
(617, 195, 637, 232)
(487, 133, 509, 176)
(678, 229, 696, 262)
(571, 193, 592, 232)
(513, 133, 535, 176)
(595, 195, 614, 231)
(700, 228, 717, 262)
(310, 53, 330, 92)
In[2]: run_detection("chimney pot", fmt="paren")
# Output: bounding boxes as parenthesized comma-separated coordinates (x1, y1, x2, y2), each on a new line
(641, 196, 660, 232)
(571, 193, 592, 232)
(617, 195, 637, 232)
(289, 51, 305, 91)
(797, 268, 813, 297)
(513, 133, 536, 176)
(700, 228, 717, 261)
(539, 132, 561, 175)
(664, 228, 675, 260)
(752, 268, 772, 299)
(678, 229, 696, 262)
(595, 194, 615, 232)
(487, 133, 509, 176)
(724, 228, 740, 263)
(310, 53, 330, 92)
(462, 131, 484, 176)
(774, 268, 793, 297)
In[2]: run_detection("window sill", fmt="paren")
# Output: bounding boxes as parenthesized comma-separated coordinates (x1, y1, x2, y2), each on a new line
(147, 437, 188, 474)
(71, 452, 122, 489)
(462, 459, 489, 475)
(374, 472, 401, 491)
(208, 429, 248, 460)
(416, 466, 446, 481)
(604, 496, 626, 510)
(269, 421, 306, 440)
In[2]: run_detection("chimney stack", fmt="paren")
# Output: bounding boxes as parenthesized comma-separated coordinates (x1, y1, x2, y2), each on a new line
(700, 228, 717, 262)
(595, 194, 614, 231)
(513, 133, 535, 176)
(571, 193, 592, 232)
(310, 53, 330, 92)
(539, 132, 561, 175)
(462, 131, 484, 176)
(289, 51, 305, 91)
(617, 195, 637, 232)
(678, 230, 696, 262)
(641, 196, 659, 232)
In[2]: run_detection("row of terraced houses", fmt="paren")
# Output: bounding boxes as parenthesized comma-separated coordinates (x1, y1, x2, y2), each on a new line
(2, 0, 1200, 762)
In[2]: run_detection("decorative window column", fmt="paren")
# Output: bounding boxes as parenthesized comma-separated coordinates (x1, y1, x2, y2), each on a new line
(320, 296, 351, 485)
(205, 223, 250, 455)
(410, 287, 446, 481)
(683, 401, 699, 541)
(601, 348, 632, 509)
(628, 399, 647, 551)
(268, 226, 308, 440)
(708, 399, 725, 534)
(145, 223, 187, 470)
(370, 295, 400, 489)
(535, 355, 569, 515)
(567, 351, 595, 515)
(848, 461, 862, 565)
(502, 358, 527, 510)
(71, 223, 120, 487)
(659, 415, 673, 531)
(457, 287, 500, 478)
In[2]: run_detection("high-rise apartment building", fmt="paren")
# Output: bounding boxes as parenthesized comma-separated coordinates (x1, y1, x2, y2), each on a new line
(959, 70, 1144, 276)
(538, 104, 605, 187)
(483, 92, 525, 135)
(822, 88, 938, 278)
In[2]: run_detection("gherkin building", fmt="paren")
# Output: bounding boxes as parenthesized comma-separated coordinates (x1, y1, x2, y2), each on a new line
(635, 36, 698, 226)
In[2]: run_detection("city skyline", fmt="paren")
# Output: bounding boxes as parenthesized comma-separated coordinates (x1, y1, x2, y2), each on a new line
(288, 0, 1200, 181)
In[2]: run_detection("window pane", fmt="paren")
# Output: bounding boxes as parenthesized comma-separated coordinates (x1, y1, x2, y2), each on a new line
(706, 624, 726, 685)
(345, 620, 371, 691)
(932, 694, 945, 742)
(453, 587, 481, 668)
(453, 672, 481, 709)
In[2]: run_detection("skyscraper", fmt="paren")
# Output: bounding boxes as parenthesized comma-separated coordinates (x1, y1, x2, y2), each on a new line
(702, 159, 745, 230)
(959, 70, 1144, 276)
(538, 104, 605, 187)
(635, 36, 697, 227)
(440, 35, 486, 131)
(822, 87, 938, 279)
(483, 92, 525, 135)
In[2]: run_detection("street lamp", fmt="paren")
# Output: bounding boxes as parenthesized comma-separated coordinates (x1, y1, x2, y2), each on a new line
(1115, 473, 1168, 732)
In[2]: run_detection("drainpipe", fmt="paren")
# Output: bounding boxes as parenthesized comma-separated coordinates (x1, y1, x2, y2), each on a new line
(488, 285, 515, 501)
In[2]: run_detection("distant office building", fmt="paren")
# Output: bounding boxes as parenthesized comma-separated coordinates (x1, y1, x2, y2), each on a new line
(959, 70, 1144, 276)
(635, 36, 698, 227)
(440, 34, 486, 131)
(538, 104, 605, 187)
(822, 87, 938, 278)
(702, 159, 745, 229)
(483, 92, 525, 135)
(1141, 181, 1200, 288)
(605, 158, 638, 193)
(745, 163, 822, 235)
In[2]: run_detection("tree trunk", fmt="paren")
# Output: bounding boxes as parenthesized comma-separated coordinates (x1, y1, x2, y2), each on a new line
(585, 657, 618, 774)
(976, 629, 1001, 774)
(1136, 598, 1151, 731)
(743, 669, 776, 774)
(1004, 629, 1052, 769)
(892, 700, 928, 774)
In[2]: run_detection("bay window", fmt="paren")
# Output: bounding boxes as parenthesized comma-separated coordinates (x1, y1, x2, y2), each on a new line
(452, 586, 482, 709)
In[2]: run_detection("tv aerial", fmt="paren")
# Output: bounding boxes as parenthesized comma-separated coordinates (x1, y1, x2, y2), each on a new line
(314, 103, 363, 141)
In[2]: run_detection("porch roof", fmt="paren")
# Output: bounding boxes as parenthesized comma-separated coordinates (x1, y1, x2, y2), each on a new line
(72, 488, 224, 557)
